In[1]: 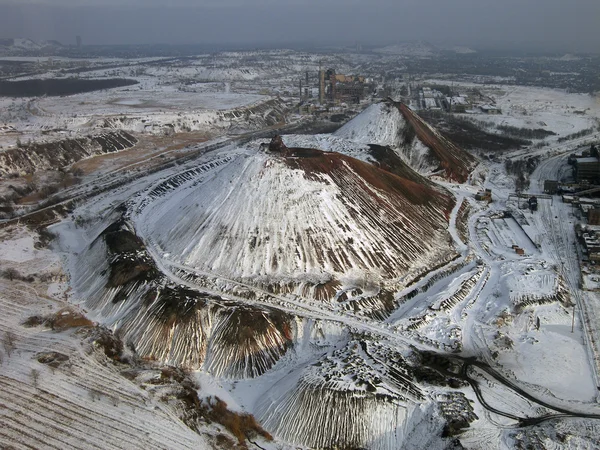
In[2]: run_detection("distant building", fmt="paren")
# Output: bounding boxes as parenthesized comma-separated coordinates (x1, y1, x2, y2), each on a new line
(422, 87, 434, 99)
(480, 105, 501, 114)
(544, 180, 559, 194)
(447, 95, 469, 113)
(319, 68, 325, 104)
(76, 35, 82, 48)
(318, 68, 372, 105)
(574, 157, 600, 183)
(583, 232, 600, 254)
(577, 225, 600, 263)
(589, 208, 600, 225)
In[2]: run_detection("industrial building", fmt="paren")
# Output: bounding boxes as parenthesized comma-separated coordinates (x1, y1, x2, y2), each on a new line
(588, 208, 600, 226)
(544, 180, 559, 194)
(480, 105, 501, 114)
(574, 157, 600, 183)
(318, 68, 373, 105)
(577, 225, 600, 263)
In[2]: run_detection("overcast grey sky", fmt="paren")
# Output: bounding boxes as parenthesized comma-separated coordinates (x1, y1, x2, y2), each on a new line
(1, 0, 599, 52)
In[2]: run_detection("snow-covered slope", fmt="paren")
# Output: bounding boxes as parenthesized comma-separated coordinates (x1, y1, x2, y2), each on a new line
(140, 145, 455, 289)
(0, 130, 137, 175)
(256, 340, 437, 450)
(0, 227, 213, 450)
(397, 102, 477, 182)
(334, 102, 405, 147)
(334, 100, 477, 182)
(0, 38, 62, 54)
(64, 218, 294, 375)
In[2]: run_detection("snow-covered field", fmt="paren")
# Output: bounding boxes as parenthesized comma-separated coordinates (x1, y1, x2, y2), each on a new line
(0, 82, 277, 142)
(37, 88, 268, 115)
(0, 51, 321, 149)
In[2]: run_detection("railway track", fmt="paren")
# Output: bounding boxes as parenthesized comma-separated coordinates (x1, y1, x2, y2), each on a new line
(535, 158, 600, 398)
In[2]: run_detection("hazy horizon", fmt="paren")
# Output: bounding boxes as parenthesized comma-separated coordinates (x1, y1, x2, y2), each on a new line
(1, 0, 599, 54)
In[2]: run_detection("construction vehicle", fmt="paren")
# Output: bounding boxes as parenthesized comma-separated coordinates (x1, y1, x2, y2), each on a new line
(528, 196, 538, 212)
(475, 188, 492, 202)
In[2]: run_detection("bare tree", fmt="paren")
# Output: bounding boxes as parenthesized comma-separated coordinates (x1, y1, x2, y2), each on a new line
(515, 171, 530, 193)
(30, 368, 40, 387)
(3, 331, 16, 357)
(39, 184, 59, 199)
(58, 169, 69, 187)
(25, 180, 38, 193)
(2, 268, 20, 281)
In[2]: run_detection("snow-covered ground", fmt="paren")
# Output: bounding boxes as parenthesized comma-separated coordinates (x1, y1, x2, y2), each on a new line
(0, 227, 213, 449)
(0, 82, 275, 142)
(0, 51, 324, 148)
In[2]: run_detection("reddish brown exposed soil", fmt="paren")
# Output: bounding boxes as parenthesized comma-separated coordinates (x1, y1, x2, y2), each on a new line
(395, 102, 477, 183)
(266, 139, 457, 276)
(282, 145, 453, 211)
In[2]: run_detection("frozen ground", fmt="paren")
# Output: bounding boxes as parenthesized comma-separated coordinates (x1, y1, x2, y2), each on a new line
(0, 227, 213, 449)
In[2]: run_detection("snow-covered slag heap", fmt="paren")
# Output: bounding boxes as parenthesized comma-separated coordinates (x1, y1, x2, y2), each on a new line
(68, 220, 293, 376)
(60, 129, 465, 448)
(138, 141, 456, 301)
(334, 100, 477, 182)
(66, 136, 457, 371)
(256, 340, 439, 450)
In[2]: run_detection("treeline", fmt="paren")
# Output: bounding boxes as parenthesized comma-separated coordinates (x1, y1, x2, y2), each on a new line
(505, 156, 541, 192)
(504, 156, 541, 176)
(497, 125, 556, 140)
(0, 78, 138, 97)
(426, 109, 562, 143)
(419, 110, 530, 151)
(557, 128, 594, 143)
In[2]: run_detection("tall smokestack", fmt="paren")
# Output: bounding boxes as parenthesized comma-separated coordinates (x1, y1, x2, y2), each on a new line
(319, 63, 325, 105)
